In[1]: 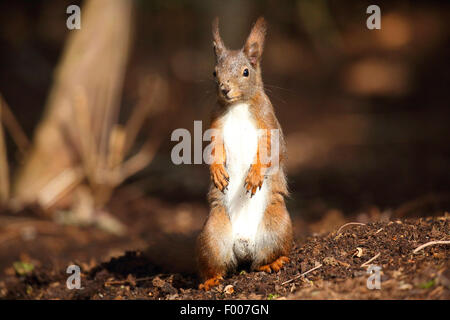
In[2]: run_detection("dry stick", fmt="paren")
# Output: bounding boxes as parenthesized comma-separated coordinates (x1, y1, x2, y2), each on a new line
(105, 276, 153, 286)
(413, 240, 450, 254)
(0, 94, 30, 156)
(73, 88, 94, 180)
(118, 140, 161, 182)
(335, 222, 366, 236)
(360, 252, 380, 268)
(281, 264, 323, 286)
(124, 77, 162, 154)
(38, 167, 84, 209)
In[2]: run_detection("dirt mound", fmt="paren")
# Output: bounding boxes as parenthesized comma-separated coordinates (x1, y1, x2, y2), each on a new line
(1, 216, 448, 300)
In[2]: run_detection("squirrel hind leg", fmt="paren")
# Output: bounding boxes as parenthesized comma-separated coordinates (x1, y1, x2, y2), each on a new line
(199, 275, 224, 291)
(253, 196, 293, 273)
(196, 204, 235, 290)
(258, 256, 290, 273)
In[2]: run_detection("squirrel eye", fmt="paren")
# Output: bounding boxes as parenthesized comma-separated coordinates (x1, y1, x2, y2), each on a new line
(213, 71, 217, 77)
(243, 68, 249, 77)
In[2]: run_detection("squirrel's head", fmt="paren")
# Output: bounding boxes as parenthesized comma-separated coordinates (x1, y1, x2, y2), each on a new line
(212, 17, 266, 105)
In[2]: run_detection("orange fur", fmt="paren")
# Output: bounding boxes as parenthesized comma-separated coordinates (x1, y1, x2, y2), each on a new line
(209, 119, 229, 192)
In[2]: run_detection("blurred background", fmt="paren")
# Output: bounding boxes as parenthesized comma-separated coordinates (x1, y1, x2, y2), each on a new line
(0, 0, 449, 274)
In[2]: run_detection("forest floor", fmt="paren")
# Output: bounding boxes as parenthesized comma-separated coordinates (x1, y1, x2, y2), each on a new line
(0, 194, 448, 300)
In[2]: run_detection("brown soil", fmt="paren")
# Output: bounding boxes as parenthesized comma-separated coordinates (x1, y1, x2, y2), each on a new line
(0, 195, 448, 300)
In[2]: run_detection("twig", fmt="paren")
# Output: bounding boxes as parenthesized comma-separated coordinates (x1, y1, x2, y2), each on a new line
(413, 240, 450, 254)
(119, 140, 160, 180)
(104, 276, 152, 286)
(124, 75, 165, 154)
(360, 253, 380, 268)
(37, 167, 84, 209)
(106, 139, 161, 186)
(281, 264, 323, 285)
(0, 94, 30, 156)
(335, 222, 366, 237)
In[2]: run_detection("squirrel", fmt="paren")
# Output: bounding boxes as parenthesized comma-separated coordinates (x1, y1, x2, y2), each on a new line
(196, 17, 293, 291)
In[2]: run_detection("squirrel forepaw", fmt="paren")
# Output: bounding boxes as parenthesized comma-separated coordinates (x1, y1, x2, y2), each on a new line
(244, 164, 264, 197)
(211, 164, 229, 193)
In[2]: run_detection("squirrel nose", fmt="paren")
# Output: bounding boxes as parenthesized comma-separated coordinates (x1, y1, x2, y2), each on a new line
(220, 83, 230, 96)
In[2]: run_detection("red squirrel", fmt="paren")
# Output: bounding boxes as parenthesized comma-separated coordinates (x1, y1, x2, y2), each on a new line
(196, 17, 293, 291)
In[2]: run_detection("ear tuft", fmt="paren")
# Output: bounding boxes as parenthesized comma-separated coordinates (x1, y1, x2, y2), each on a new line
(243, 17, 267, 67)
(212, 17, 225, 59)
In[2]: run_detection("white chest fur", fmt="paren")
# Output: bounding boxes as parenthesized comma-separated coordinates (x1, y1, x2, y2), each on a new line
(221, 103, 270, 261)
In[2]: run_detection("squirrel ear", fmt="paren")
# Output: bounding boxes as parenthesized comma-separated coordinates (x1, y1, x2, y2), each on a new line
(243, 17, 267, 67)
(212, 17, 225, 59)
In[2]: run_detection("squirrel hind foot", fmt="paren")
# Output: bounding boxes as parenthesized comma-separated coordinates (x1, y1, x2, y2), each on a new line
(198, 275, 224, 291)
(258, 256, 290, 273)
